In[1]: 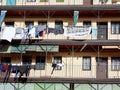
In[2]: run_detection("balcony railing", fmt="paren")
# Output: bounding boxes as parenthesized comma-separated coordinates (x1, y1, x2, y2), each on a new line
(0, 0, 119, 6)
(0, 27, 120, 41)
(0, 64, 120, 82)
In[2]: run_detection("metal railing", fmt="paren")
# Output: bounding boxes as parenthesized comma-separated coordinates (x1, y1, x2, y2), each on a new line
(0, 65, 120, 80)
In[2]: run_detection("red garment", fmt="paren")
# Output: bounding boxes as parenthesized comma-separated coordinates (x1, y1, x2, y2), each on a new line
(3, 64, 8, 71)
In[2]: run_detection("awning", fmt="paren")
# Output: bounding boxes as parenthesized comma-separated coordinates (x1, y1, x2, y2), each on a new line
(11, 45, 27, 53)
(36, 45, 59, 52)
(0, 45, 59, 53)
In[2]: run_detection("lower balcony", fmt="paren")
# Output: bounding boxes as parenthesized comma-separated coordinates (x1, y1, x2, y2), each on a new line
(0, 65, 120, 83)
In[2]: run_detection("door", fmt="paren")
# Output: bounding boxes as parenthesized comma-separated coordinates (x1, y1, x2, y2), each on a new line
(97, 22, 108, 40)
(96, 57, 108, 79)
(83, 0, 93, 5)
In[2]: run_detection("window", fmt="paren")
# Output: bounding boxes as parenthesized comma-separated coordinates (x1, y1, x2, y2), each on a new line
(56, 0, 64, 2)
(111, 22, 120, 34)
(55, 21, 64, 34)
(22, 56, 32, 66)
(1, 57, 11, 64)
(27, 0, 36, 2)
(111, 57, 120, 70)
(82, 56, 91, 70)
(5, 22, 14, 26)
(40, 0, 48, 2)
(36, 56, 45, 70)
(25, 21, 34, 27)
(55, 21, 63, 29)
(83, 21, 91, 27)
(53, 56, 62, 70)
(38, 21, 47, 29)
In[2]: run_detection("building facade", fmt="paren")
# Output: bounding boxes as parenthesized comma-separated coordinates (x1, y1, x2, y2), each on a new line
(0, 0, 120, 90)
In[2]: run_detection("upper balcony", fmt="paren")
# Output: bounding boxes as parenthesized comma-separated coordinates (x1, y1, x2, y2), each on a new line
(0, 0, 120, 45)
(0, 0, 120, 6)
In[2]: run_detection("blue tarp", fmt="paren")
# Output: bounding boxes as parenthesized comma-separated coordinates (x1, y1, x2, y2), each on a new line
(92, 27, 98, 38)
(6, 0, 16, 5)
(73, 11, 79, 26)
(0, 10, 7, 25)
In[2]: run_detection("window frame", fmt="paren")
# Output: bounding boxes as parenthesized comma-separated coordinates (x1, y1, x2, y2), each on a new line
(25, 21, 34, 27)
(5, 22, 14, 27)
(82, 56, 91, 70)
(83, 21, 91, 27)
(36, 56, 45, 70)
(111, 21, 120, 34)
(111, 57, 120, 71)
(55, 21, 63, 30)
(22, 56, 32, 66)
(1, 57, 11, 64)
(38, 21, 47, 29)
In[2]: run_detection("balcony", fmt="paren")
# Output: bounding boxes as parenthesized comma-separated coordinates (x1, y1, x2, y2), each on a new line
(0, 64, 120, 83)
(0, 0, 120, 6)
(0, 26, 120, 42)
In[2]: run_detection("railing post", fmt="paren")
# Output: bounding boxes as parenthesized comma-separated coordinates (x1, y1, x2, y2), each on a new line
(70, 83, 74, 90)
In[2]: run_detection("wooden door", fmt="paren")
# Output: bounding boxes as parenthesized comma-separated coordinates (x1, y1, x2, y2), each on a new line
(96, 57, 108, 79)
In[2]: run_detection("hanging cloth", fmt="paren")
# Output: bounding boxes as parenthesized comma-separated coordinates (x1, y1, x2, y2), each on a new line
(73, 11, 79, 26)
(6, 0, 16, 5)
(0, 10, 7, 25)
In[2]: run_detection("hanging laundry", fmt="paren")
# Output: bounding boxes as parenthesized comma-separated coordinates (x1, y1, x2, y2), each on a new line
(0, 64, 3, 72)
(14, 27, 25, 39)
(19, 65, 30, 78)
(1, 26, 16, 42)
(36, 24, 46, 32)
(0, 10, 7, 25)
(11, 65, 19, 73)
(3, 64, 8, 72)
(28, 27, 36, 38)
(35, 25, 46, 37)
(3, 64, 12, 83)
(51, 63, 57, 75)
(48, 28, 64, 35)
(92, 27, 98, 38)
(42, 30, 46, 37)
(56, 63, 64, 67)
(12, 65, 20, 81)
(73, 11, 79, 26)
(39, 30, 46, 37)
(28, 24, 34, 32)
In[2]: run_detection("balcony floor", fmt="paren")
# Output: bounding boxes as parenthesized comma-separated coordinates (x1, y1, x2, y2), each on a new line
(1, 77, 120, 84)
